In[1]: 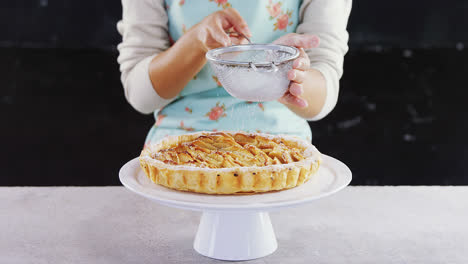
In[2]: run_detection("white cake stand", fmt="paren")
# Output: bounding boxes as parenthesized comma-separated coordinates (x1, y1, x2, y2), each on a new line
(119, 155, 351, 261)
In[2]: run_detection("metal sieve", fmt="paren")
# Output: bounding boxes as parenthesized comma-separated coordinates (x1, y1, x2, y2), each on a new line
(206, 42, 299, 102)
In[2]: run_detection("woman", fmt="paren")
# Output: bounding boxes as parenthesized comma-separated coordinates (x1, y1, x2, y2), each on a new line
(117, 0, 351, 143)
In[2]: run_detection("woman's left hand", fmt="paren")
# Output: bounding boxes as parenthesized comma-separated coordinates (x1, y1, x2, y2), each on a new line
(273, 33, 319, 108)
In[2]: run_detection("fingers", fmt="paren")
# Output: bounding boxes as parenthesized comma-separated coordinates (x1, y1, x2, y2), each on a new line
(201, 8, 251, 49)
(280, 70, 307, 108)
(289, 48, 309, 85)
(274, 33, 320, 49)
(289, 82, 303, 96)
(210, 8, 250, 47)
(293, 58, 310, 71)
(228, 31, 250, 44)
(293, 58, 309, 70)
(230, 35, 249, 45)
(219, 8, 252, 37)
(298, 47, 309, 60)
(288, 69, 306, 83)
(308, 35, 320, 48)
(292, 48, 310, 70)
(292, 34, 319, 49)
(210, 25, 231, 46)
(279, 92, 308, 108)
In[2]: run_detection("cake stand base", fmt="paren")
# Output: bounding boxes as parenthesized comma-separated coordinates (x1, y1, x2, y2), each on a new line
(120, 155, 352, 261)
(193, 211, 277, 261)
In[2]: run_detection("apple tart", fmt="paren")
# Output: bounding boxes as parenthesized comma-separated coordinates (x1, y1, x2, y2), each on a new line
(139, 131, 321, 194)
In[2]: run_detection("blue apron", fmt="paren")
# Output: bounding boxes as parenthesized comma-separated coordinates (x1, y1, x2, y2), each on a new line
(146, 0, 311, 144)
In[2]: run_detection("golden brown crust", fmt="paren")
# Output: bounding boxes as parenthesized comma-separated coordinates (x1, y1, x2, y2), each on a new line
(139, 131, 321, 194)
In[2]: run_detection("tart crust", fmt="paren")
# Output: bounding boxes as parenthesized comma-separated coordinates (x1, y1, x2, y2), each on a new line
(139, 131, 322, 194)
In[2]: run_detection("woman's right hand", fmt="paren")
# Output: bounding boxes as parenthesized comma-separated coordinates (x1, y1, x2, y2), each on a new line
(188, 8, 252, 52)
(148, 8, 251, 100)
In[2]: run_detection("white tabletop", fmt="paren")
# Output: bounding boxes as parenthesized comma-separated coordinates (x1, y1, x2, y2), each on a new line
(1, 186, 467, 264)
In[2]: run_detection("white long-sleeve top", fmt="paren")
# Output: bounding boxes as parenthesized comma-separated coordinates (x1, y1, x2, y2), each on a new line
(117, 0, 351, 120)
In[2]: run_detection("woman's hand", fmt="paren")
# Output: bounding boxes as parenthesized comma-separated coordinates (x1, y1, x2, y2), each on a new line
(273, 33, 320, 108)
(190, 8, 252, 52)
(149, 8, 251, 100)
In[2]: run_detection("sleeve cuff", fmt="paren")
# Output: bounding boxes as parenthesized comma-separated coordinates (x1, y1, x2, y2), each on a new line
(124, 54, 174, 114)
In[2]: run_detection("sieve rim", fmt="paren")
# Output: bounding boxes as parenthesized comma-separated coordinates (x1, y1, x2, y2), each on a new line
(205, 44, 299, 67)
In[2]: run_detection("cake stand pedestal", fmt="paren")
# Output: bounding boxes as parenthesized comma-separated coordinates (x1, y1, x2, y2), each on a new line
(194, 211, 276, 260)
(119, 155, 351, 261)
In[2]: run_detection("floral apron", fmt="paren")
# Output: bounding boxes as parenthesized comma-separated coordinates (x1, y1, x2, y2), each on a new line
(146, 0, 311, 144)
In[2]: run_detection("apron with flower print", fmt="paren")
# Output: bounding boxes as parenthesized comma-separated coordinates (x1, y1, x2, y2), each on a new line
(146, 0, 311, 144)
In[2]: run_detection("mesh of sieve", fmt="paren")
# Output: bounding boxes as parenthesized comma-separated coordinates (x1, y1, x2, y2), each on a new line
(206, 44, 299, 102)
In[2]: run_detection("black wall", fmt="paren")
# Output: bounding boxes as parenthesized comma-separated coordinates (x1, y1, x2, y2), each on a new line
(1, 1, 467, 186)
(3, 0, 468, 49)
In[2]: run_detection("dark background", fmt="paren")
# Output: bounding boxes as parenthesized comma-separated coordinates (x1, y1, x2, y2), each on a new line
(1, 0, 467, 186)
